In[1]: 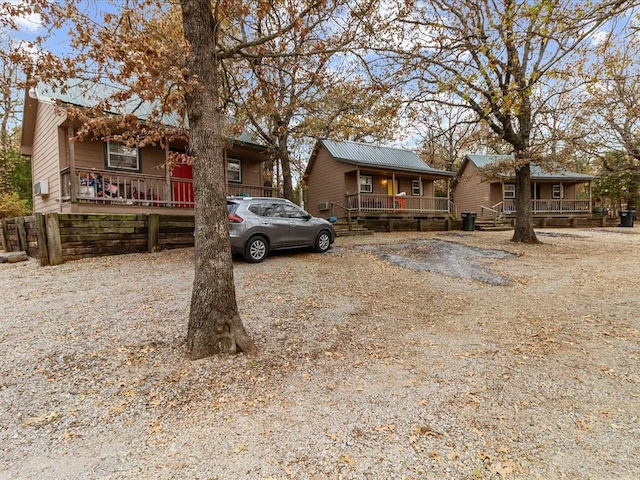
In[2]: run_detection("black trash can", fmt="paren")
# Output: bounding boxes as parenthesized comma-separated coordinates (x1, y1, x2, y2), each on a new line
(461, 212, 477, 231)
(619, 210, 635, 227)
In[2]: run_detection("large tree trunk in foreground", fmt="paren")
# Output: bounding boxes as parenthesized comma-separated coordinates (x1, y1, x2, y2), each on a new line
(181, 0, 256, 359)
(511, 163, 539, 244)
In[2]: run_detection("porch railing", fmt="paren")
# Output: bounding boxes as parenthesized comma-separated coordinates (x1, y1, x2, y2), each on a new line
(346, 193, 451, 213)
(226, 184, 277, 197)
(62, 168, 176, 206)
(502, 199, 591, 214)
(61, 168, 276, 208)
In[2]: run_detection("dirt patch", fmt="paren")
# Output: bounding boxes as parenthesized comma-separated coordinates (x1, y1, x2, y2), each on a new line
(353, 239, 516, 285)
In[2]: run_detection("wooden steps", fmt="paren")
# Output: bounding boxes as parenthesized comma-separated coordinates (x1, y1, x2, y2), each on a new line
(474, 220, 514, 232)
(332, 222, 374, 237)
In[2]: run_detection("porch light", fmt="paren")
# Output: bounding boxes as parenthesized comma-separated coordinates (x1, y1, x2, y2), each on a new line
(382, 179, 387, 185)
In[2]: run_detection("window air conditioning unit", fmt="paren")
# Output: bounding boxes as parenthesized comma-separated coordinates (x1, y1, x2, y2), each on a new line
(34, 179, 49, 196)
(317, 202, 329, 211)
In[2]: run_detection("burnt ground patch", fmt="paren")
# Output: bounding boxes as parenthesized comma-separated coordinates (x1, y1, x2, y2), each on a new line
(353, 239, 517, 285)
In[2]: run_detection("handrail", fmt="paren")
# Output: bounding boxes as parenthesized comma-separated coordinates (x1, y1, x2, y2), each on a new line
(330, 202, 354, 229)
(480, 205, 499, 224)
(449, 200, 457, 218)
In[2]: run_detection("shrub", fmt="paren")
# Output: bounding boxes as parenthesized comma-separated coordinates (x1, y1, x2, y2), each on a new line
(0, 192, 31, 219)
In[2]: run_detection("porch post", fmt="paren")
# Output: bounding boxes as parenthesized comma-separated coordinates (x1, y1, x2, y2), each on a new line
(67, 123, 77, 202)
(356, 167, 361, 212)
(447, 177, 451, 213)
(392, 173, 396, 212)
(589, 181, 592, 212)
(165, 144, 171, 206)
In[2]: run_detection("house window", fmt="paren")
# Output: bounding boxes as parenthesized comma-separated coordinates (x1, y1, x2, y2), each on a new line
(227, 158, 242, 183)
(411, 179, 421, 196)
(106, 141, 140, 171)
(360, 175, 373, 193)
(504, 184, 515, 199)
(553, 184, 562, 199)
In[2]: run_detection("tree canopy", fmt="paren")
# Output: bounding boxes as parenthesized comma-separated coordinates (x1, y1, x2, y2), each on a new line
(362, 0, 638, 242)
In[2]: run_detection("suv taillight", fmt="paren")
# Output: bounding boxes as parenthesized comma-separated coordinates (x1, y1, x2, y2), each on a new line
(228, 213, 244, 223)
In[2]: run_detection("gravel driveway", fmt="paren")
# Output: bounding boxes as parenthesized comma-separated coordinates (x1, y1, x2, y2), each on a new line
(1, 229, 639, 479)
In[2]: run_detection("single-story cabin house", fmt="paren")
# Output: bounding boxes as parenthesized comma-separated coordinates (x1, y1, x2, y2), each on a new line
(453, 154, 595, 219)
(304, 139, 455, 220)
(20, 79, 273, 215)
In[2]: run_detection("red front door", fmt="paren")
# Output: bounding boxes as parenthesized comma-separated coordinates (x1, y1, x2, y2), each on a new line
(171, 162, 194, 207)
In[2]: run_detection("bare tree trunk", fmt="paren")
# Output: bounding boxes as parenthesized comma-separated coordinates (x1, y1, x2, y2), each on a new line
(511, 163, 539, 244)
(181, 0, 256, 359)
(278, 137, 294, 201)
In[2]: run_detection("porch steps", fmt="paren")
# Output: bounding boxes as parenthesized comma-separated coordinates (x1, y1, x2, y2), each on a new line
(475, 220, 514, 232)
(332, 221, 374, 237)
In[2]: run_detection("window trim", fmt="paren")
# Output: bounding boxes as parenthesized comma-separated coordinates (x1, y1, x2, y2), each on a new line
(552, 184, 562, 199)
(227, 158, 242, 183)
(504, 184, 516, 199)
(411, 179, 421, 196)
(105, 141, 140, 171)
(359, 175, 373, 193)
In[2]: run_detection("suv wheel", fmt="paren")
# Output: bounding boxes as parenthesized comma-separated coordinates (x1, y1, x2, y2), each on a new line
(244, 236, 268, 263)
(315, 230, 332, 253)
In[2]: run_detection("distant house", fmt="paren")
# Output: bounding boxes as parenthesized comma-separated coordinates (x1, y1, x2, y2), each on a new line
(453, 154, 595, 219)
(20, 79, 273, 215)
(304, 139, 455, 220)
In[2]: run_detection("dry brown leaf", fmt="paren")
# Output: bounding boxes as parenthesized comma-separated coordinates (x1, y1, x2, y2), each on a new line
(25, 411, 60, 427)
(110, 402, 127, 415)
(491, 461, 514, 477)
(372, 424, 396, 433)
(338, 453, 355, 466)
(412, 425, 442, 437)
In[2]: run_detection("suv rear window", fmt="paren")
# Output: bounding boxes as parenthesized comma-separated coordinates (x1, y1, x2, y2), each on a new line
(227, 201, 239, 214)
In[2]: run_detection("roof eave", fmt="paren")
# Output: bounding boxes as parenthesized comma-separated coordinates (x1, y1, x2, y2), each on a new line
(333, 156, 454, 177)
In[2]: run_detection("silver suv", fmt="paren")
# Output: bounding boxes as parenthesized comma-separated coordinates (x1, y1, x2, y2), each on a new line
(227, 197, 335, 263)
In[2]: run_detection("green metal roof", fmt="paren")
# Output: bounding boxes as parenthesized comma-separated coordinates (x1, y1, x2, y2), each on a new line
(321, 138, 454, 176)
(465, 154, 594, 181)
(33, 78, 264, 147)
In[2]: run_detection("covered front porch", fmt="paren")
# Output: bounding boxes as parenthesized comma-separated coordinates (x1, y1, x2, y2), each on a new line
(340, 168, 455, 219)
(480, 178, 593, 220)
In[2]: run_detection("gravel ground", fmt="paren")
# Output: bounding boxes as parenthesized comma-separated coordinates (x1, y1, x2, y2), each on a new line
(1, 228, 639, 479)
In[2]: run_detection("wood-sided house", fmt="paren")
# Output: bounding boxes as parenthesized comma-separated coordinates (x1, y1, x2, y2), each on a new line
(453, 154, 595, 219)
(20, 80, 273, 215)
(304, 139, 456, 220)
